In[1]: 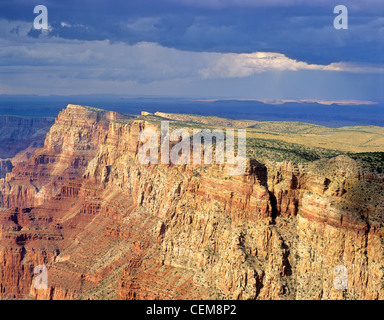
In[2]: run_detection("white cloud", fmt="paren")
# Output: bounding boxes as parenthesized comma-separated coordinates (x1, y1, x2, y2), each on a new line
(328, 62, 384, 74)
(199, 52, 384, 78)
(60, 22, 86, 28)
(0, 18, 382, 96)
(1, 28, 381, 81)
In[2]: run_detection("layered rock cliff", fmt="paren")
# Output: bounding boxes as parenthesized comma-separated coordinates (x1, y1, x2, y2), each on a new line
(0, 104, 383, 300)
(0, 115, 54, 180)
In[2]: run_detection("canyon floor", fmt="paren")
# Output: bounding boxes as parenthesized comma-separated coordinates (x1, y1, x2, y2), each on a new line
(0, 104, 383, 300)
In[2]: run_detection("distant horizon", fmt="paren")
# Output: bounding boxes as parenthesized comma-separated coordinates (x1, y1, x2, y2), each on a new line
(0, 94, 383, 128)
(0, 93, 382, 106)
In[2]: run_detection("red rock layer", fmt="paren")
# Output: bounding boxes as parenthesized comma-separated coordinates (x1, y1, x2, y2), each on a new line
(0, 104, 383, 300)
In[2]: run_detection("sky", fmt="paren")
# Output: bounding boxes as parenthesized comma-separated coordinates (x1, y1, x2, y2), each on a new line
(0, 0, 383, 101)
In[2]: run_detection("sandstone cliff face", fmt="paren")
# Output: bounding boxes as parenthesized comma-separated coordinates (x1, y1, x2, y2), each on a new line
(0, 104, 383, 300)
(0, 105, 127, 208)
(0, 115, 53, 180)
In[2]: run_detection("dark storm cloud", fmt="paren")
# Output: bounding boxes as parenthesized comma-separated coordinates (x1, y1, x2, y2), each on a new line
(0, 0, 382, 98)
(1, 0, 383, 64)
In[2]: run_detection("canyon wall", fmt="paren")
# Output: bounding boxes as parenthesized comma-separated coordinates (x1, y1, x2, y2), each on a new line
(0, 115, 54, 180)
(0, 115, 54, 160)
(0, 104, 383, 300)
(0, 160, 13, 179)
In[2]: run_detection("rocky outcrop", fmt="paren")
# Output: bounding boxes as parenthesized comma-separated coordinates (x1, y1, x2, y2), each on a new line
(0, 105, 128, 208)
(0, 104, 383, 300)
